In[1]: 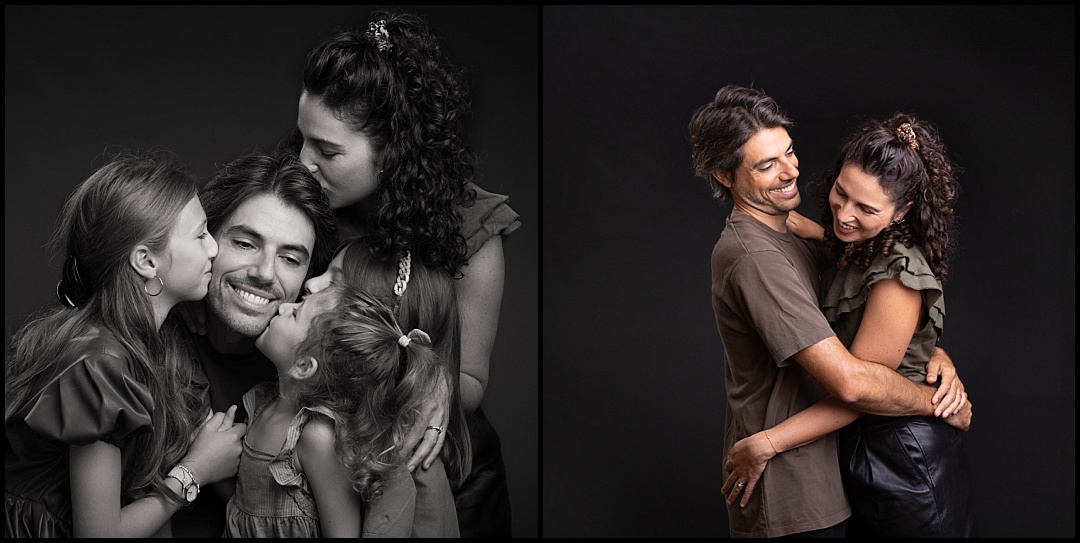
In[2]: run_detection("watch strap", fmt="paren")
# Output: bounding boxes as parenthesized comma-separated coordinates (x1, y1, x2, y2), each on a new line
(168, 463, 200, 502)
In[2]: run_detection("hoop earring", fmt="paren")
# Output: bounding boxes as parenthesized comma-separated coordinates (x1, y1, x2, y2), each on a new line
(144, 275, 164, 296)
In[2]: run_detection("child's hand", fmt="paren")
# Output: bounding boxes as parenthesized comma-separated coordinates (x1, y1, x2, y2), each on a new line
(405, 376, 449, 472)
(182, 405, 247, 485)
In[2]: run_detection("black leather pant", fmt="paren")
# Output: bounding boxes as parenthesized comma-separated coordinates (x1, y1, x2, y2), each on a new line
(840, 414, 974, 538)
(454, 406, 513, 537)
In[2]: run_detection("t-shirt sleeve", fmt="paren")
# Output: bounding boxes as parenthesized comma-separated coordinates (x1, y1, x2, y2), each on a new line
(362, 467, 416, 538)
(22, 354, 154, 448)
(728, 250, 835, 365)
(410, 457, 460, 537)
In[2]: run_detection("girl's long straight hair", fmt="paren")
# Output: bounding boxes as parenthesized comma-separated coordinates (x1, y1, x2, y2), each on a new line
(6, 152, 205, 504)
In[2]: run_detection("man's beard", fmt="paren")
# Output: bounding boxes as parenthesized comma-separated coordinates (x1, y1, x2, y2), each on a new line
(205, 283, 276, 337)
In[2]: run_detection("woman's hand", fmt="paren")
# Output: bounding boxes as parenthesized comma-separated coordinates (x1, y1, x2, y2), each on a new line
(403, 375, 450, 472)
(786, 210, 826, 241)
(172, 300, 207, 336)
(181, 405, 247, 485)
(926, 347, 967, 418)
(941, 395, 973, 432)
(722, 431, 777, 508)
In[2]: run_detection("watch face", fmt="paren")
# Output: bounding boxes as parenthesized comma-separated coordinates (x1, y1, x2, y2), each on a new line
(185, 485, 198, 502)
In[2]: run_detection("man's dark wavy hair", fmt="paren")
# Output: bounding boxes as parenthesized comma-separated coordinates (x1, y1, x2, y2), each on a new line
(201, 152, 339, 281)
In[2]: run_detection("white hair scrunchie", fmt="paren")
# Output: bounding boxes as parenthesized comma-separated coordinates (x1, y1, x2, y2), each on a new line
(397, 328, 431, 348)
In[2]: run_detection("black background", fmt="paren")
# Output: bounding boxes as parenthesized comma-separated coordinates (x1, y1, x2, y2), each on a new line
(544, 6, 1073, 538)
(5, 5, 537, 538)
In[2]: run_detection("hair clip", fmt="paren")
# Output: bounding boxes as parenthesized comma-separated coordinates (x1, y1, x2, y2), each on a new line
(57, 254, 91, 308)
(896, 123, 919, 149)
(367, 20, 392, 53)
(393, 251, 411, 297)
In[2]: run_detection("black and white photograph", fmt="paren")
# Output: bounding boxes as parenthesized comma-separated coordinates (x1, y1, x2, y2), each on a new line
(5, 5, 537, 538)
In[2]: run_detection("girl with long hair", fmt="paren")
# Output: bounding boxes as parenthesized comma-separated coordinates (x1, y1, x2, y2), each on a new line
(5, 152, 246, 537)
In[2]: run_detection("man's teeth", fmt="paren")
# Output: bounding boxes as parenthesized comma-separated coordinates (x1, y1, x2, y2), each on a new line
(235, 286, 270, 306)
(840, 222, 856, 230)
(770, 181, 795, 193)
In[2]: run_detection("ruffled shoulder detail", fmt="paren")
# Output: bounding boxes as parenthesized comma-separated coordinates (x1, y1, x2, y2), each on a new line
(820, 243, 945, 335)
(21, 329, 154, 447)
(242, 381, 279, 424)
(460, 182, 521, 260)
(265, 405, 338, 519)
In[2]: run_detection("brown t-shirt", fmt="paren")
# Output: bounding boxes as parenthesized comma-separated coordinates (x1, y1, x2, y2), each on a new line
(711, 212, 851, 537)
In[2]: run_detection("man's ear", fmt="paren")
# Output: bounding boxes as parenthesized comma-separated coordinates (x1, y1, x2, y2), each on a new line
(289, 356, 320, 381)
(129, 245, 159, 280)
(712, 170, 732, 188)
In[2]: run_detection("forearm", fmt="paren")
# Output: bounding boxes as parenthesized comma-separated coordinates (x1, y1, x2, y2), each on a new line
(116, 479, 185, 538)
(765, 396, 863, 453)
(846, 360, 937, 416)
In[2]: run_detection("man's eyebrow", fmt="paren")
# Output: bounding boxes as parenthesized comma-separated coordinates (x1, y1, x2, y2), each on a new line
(192, 218, 207, 234)
(224, 225, 311, 260)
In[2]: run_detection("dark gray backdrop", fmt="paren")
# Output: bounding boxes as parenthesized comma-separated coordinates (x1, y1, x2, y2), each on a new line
(4, 5, 537, 538)
(544, 5, 1074, 538)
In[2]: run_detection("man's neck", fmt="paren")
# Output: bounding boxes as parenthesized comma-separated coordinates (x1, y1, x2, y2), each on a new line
(732, 203, 789, 234)
(204, 309, 259, 355)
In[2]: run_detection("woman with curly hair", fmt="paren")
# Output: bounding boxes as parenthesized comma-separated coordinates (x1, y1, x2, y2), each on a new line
(275, 9, 519, 536)
(722, 113, 974, 537)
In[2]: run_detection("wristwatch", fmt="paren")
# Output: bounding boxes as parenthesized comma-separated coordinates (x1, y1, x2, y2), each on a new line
(167, 463, 200, 504)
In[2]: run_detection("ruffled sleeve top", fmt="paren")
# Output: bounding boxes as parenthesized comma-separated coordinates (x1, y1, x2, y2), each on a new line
(819, 242, 946, 383)
(4, 325, 154, 538)
(460, 182, 521, 260)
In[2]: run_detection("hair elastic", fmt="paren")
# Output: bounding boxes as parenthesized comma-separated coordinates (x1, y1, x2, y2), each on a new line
(398, 328, 431, 348)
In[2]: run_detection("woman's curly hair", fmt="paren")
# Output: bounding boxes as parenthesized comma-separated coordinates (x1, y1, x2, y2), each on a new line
(277, 10, 477, 278)
(815, 113, 961, 282)
(292, 284, 447, 502)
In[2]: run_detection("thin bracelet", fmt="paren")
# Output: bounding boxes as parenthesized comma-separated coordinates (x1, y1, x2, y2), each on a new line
(763, 430, 779, 454)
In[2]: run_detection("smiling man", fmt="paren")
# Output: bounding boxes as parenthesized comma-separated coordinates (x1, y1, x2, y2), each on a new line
(190, 152, 339, 423)
(169, 152, 338, 538)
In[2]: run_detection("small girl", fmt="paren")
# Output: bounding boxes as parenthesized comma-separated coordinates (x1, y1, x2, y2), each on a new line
(224, 281, 459, 537)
